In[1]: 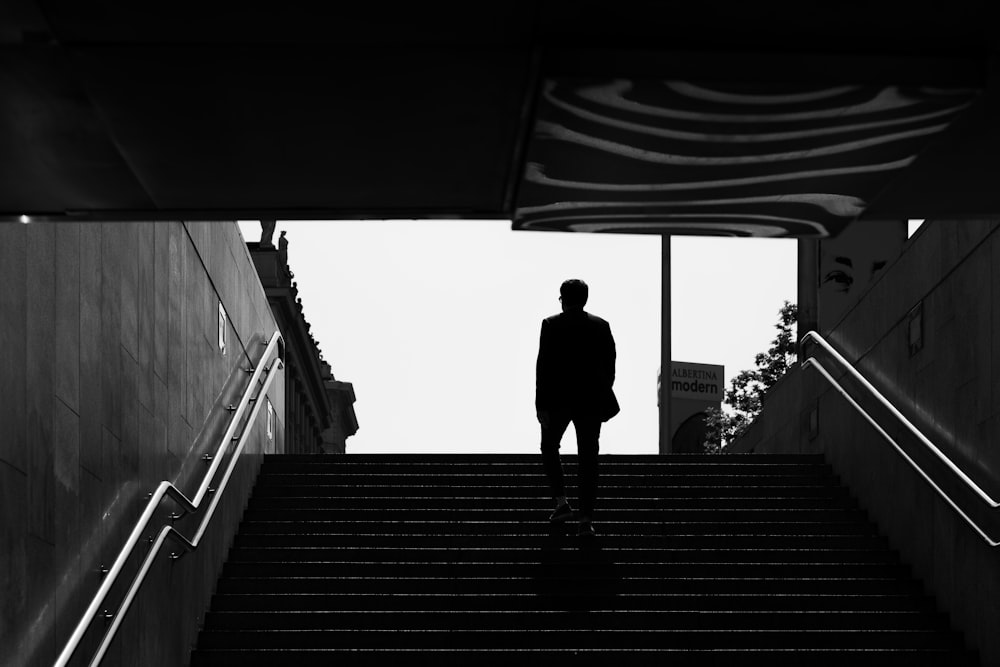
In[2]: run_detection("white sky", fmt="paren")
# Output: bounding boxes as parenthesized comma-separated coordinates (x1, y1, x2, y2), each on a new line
(237, 220, 798, 454)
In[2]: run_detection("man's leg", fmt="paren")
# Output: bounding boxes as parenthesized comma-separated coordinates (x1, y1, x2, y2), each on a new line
(573, 416, 602, 522)
(540, 410, 572, 516)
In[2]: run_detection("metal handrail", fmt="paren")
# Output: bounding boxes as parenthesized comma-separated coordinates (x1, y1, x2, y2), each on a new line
(55, 330, 285, 667)
(801, 330, 999, 547)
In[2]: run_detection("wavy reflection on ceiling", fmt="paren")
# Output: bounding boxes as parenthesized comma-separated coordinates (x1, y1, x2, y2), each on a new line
(563, 221, 814, 236)
(521, 213, 828, 235)
(523, 159, 914, 193)
(536, 120, 946, 166)
(662, 82, 863, 105)
(576, 81, 940, 123)
(516, 193, 865, 218)
(543, 83, 973, 144)
(514, 78, 979, 237)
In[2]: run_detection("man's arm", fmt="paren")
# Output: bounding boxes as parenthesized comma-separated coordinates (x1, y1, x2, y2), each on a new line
(602, 320, 616, 389)
(536, 319, 552, 424)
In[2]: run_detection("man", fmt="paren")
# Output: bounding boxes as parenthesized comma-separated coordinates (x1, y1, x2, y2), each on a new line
(536, 279, 618, 537)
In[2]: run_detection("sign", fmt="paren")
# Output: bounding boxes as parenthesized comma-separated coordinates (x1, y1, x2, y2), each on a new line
(670, 361, 724, 401)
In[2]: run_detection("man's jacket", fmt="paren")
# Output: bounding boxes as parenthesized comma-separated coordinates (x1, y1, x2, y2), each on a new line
(535, 310, 619, 421)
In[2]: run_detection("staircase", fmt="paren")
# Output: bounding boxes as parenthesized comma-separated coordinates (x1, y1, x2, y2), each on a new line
(191, 454, 977, 666)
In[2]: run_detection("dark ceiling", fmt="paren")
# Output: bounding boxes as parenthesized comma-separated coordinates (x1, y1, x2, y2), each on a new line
(2, 2, 998, 235)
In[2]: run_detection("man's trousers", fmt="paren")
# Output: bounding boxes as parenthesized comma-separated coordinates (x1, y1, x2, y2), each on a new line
(540, 409, 601, 518)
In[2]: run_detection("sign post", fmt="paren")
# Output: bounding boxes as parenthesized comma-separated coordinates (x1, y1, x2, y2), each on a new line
(658, 235, 672, 454)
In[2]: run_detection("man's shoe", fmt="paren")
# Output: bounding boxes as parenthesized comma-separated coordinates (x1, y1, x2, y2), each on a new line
(549, 503, 575, 523)
(577, 520, 596, 537)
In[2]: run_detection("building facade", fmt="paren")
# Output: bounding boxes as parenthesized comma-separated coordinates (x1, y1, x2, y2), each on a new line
(246, 227, 358, 454)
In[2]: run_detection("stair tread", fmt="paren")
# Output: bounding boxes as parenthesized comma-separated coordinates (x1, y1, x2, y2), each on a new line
(193, 454, 971, 662)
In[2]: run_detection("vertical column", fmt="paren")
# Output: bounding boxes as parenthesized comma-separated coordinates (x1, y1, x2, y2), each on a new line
(659, 235, 672, 454)
(797, 238, 819, 340)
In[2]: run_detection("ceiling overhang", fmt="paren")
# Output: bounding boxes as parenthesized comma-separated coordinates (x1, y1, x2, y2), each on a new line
(2, 3, 997, 236)
(513, 77, 979, 237)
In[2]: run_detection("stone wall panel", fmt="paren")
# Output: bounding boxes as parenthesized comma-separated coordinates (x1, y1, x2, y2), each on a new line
(0, 226, 27, 473)
(137, 223, 154, 411)
(0, 462, 28, 666)
(55, 223, 81, 414)
(120, 223, 139, 360)
(152, 223, 169, 382)
(79, 225, 103, 476)
(26, 223, 56, 544)
(2, 222, 283, 667)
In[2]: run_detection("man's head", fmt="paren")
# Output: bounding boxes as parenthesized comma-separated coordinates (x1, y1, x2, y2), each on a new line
(559, 279, 588, 311)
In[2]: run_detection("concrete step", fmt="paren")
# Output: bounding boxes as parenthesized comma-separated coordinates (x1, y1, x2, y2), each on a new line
(250, 484, 852, 499)
(241, 506, 869, 520)
(236, 519, 881, 536)
(194, 627, 965, 650)
(263, 453, 828, 464)
(253, 474, 843, 488)
(221, 546, 903, 566)
(190, 647, 977, 667)
(203, 608, 952, 631)
(232, 533, 890, 550)
(208, 592, 939, 612)
(261, 460, 837, 476)
(215, 574, 926, 596)
(250, 495, 856, 514)
(218, 561, 915, 583)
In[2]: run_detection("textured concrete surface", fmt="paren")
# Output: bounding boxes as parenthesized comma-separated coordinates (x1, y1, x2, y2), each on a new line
(0, 222, 283, 667)
(742, 220, 1000, 666)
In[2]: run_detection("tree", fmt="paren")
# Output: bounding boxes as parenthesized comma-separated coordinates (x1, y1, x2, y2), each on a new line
(703, 301, 797, 451)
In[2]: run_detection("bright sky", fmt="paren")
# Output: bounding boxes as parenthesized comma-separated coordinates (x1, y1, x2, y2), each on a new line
(237, 220, 798, 454)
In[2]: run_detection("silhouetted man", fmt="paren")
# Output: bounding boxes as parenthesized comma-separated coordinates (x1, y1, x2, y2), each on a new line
(536, 279, 618, 537)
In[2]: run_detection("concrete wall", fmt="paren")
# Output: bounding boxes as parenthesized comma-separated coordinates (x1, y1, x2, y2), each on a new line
(735, 221, 1000, 665)
(0, 222, 284, 667)
(725, 366, 818, 456)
